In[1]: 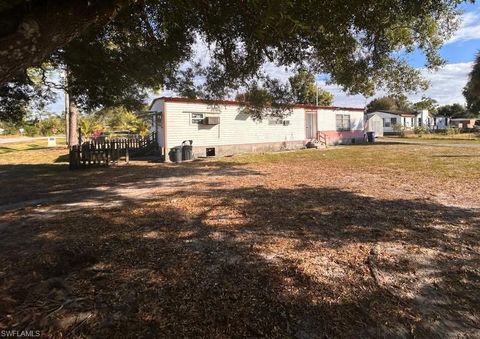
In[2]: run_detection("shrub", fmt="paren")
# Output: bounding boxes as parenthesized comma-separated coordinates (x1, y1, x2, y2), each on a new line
(38, 115, 65, 136)
(392, 123, 405, 137)
(413, 126, 428, 135)
(444, 127, 460, 135)
(0, 121, 19, 135)
(23, 124, 40, 137)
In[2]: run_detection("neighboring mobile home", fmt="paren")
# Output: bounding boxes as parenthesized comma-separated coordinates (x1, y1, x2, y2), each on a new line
(450, 118, 479, 130)
(432, 116, 449, 130)
(148, 97, 365, 158)
(366, 109, 433, 134)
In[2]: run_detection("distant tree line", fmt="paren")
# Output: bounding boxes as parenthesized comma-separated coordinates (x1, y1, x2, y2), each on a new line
(0, 106, 149, 137)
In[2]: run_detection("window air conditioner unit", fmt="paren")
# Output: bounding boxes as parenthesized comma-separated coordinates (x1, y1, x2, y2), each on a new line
(203, 116, 220, 125)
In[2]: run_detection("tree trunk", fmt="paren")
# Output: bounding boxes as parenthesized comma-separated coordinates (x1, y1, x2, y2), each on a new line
(64, 70, 70, 145)
(68, 99, 79, 147)
(0, 0, 132, 86)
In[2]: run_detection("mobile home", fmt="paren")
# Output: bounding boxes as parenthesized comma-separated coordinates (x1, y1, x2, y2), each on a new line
(450, 118, 478, 130)
(366, 109, 436, 135)
(148, 97, 365, 158)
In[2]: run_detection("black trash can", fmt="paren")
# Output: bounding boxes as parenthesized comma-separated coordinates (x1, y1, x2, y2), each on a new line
(181, 140, 193, 161)
(367, 131, 375, 143)
(169, 146, 182, 162)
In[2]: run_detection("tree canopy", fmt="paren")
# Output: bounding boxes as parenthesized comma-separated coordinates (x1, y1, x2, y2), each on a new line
(437, 103, 471, 118)
(366, 95, 413, 112)
(463, 51, 480, 116)
(288, 70, 333, 106)
(0, 0, 467, 122)
(234, 70, 334, 120)
(413, 96, 439, 114)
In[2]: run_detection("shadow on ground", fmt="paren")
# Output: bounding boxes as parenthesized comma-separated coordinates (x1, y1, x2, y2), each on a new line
(0, 182, 478, 337)
(0, 160, 262, 207)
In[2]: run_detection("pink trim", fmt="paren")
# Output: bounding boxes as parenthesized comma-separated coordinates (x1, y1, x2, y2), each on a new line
(320, 130, 364, 140)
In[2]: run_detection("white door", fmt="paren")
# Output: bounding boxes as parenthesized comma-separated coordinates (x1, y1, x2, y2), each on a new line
(374, 120, 383, 137)
(306, 112, 317, 139)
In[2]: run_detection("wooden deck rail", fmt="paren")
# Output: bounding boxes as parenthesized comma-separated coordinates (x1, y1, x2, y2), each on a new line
(316, 131, 328, 147)
(69, 132, 158, 169)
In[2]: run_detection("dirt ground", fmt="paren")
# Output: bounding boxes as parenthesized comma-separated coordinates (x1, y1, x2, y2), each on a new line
(0, 144, 479, 338)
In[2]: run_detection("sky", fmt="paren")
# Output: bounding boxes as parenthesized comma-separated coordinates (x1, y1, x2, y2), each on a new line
(48, 2, 480, 112)
(260, 1, 480, 108)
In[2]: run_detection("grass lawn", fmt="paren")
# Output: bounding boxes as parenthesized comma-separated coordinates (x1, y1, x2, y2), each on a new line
(0, 144, 479, 337)
(0, 137, 67, 155)
(383, 133, 480, 144)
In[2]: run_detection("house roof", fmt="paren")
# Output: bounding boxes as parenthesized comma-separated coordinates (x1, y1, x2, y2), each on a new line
(150, 97, 365, 112)
(368, 110, 418, 117)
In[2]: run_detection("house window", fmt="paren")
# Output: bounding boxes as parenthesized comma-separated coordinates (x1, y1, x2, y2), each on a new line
(383, 118, 391, 127)
(391, 117, 397, 125)
(268, 118, 283, 125)
(336, 114, 351, 131)
(191, 113, 204, 124)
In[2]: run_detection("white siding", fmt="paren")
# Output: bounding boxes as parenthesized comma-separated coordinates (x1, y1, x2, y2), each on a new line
(150, 100, 164, 147)
(317, 109, 364, 131)
(164, 101, 307, 148)
(373, 111, 415, 133)
(366, 113, 384, 136)
(433, 116, 449, 130)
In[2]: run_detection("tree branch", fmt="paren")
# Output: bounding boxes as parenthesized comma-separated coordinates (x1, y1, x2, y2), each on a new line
(0, 0, 133, 85)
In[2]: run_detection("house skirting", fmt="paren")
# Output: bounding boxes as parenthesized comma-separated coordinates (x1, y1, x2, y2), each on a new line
(191, 140, 307, 158)
(321, 130, 365, 145)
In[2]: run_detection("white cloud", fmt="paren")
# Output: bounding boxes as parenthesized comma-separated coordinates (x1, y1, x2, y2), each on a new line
(323, 62, 473, 107)
(447, 10, 480, 44)
(414, 62, 473, 104)
(317, 82, 368, 108)
(258, 62, 473, 108)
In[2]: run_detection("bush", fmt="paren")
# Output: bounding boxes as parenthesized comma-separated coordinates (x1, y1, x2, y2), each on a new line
(0, 121, 19, 135)
(392, 123, 405, 137)
(38, 115, 65, 136)
(443, 127, 460, 135)
(413, 126, 428, 135)
(23, 124, 40, 137)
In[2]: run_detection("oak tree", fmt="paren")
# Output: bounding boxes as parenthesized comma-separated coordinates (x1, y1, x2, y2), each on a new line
(0, 0, 465, 129)
(289, 70, 333, 106)
(463, 52, 480, 116)
(366, 95, 412, 112)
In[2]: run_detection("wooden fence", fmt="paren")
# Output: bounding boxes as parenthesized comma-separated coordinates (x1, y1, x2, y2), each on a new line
(69, 132, 158, 169)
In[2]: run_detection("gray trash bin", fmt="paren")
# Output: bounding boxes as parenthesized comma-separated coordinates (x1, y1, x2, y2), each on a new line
(169, 146, 182, 162)
(367, 131, 375, 143)
(181, 140, 193, 161)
